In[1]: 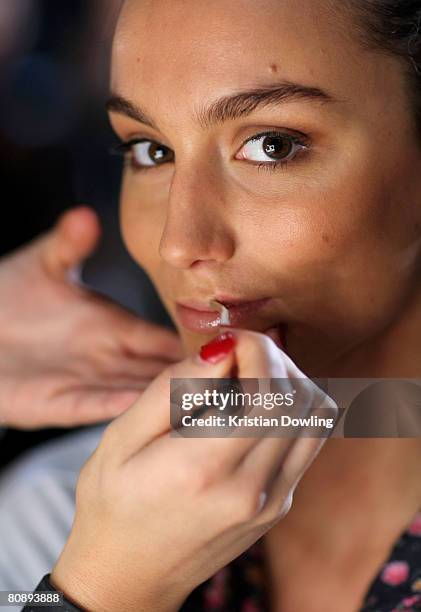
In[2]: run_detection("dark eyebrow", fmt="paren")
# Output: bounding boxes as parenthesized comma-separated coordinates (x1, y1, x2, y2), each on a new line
(106, 94, 159, 129)
(196, 81, 335, 129)
(106, 80, 335, 131)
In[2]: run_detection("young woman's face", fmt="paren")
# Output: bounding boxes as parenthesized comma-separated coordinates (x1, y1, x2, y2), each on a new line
(109, 0, 421, 373)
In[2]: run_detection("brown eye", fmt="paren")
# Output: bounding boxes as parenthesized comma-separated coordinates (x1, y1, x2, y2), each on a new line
(148, 142, 174, 164)
(132, 140, 174, 167)
(236, 131, 306, 166)
(262, 135, 293, 160)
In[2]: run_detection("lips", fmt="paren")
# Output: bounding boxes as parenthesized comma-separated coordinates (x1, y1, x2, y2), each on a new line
(175, 297, 287, 350)
(176, 297, 270, 331)
(176, 302, 224, 331)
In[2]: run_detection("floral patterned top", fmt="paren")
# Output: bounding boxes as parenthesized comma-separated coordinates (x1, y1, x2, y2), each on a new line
(180, 513, 421, 612)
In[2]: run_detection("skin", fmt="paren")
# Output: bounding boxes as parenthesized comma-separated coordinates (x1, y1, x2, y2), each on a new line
(51, 335, 335, 611)
(0, 207, 183, 429)
(110, 0, 421, 378)
(50, 1, 421, 611)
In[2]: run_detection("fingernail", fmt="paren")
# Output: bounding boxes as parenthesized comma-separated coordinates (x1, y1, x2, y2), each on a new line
(198, 332, 236, 364)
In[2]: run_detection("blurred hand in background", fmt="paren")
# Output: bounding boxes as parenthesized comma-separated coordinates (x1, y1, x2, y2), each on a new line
(0, 207, 184, 429)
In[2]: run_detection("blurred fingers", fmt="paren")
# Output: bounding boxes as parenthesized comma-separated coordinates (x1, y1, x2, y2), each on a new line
(106, 344, 236, 458)
(41, 206, 101, 281)
(121, 317, 185, 361)
(41, 386, 145, 428)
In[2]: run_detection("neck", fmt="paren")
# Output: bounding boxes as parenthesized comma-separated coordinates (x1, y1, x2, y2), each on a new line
(263, 439, 421, 612)
(318, 285, 421, 378)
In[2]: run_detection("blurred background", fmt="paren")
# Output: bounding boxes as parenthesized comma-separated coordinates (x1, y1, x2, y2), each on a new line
(0, 0, 172, 467)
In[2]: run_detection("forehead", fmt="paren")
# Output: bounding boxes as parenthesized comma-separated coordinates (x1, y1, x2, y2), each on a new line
(110, 0, 403, 124)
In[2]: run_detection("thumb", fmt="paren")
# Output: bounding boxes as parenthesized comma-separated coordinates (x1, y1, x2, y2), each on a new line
(109, 332, 237, 453)
(41, 206, 101, 281)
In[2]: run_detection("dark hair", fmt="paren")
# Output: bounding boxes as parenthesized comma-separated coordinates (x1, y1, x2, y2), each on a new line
(350, 1, 421, 134)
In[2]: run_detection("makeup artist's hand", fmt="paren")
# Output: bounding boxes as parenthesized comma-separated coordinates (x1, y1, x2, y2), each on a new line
(50, 330, 337, 612)
(0, 206, 183, 429)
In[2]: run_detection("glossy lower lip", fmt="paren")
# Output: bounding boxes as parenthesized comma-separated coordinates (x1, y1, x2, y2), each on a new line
(175, 298, 271, 333)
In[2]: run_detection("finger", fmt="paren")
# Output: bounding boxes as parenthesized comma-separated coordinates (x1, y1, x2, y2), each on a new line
(176, 376, 334, 487)
(40, 206, 101, 281)
(98, 299, 184, 361)
(121, 316, 185, 361)
(93, 355, 182, 383)
(219, 327, 292, 378)
(43, 387, 143, 428)
(233, 436, 296, 498)
(113, 329, 288, 466)
(231, 388, 337, 517)
(106, 336, 236, 458)
(168, 329, 298, 470)
(112, 330, 295, 468)
(271, 394, 337, 491)
(216, 436, 324, 532)
(219, 325, 307, 379)
(262, 435, 326, 517)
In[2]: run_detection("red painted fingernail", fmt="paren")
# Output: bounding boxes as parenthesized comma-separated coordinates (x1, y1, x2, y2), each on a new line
(199, 332, 236, 364)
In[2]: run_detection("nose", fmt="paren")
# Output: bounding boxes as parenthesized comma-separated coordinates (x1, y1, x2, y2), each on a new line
(159, 161, 235, 270)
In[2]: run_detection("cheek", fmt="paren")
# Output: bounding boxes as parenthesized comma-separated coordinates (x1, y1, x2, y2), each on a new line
(119, 176, 165, 277)
(243, 152, 421, 336)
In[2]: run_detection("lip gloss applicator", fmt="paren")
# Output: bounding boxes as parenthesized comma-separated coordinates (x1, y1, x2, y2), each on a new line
(208, 299, 239, 377)
(209, 299, 231, 326)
